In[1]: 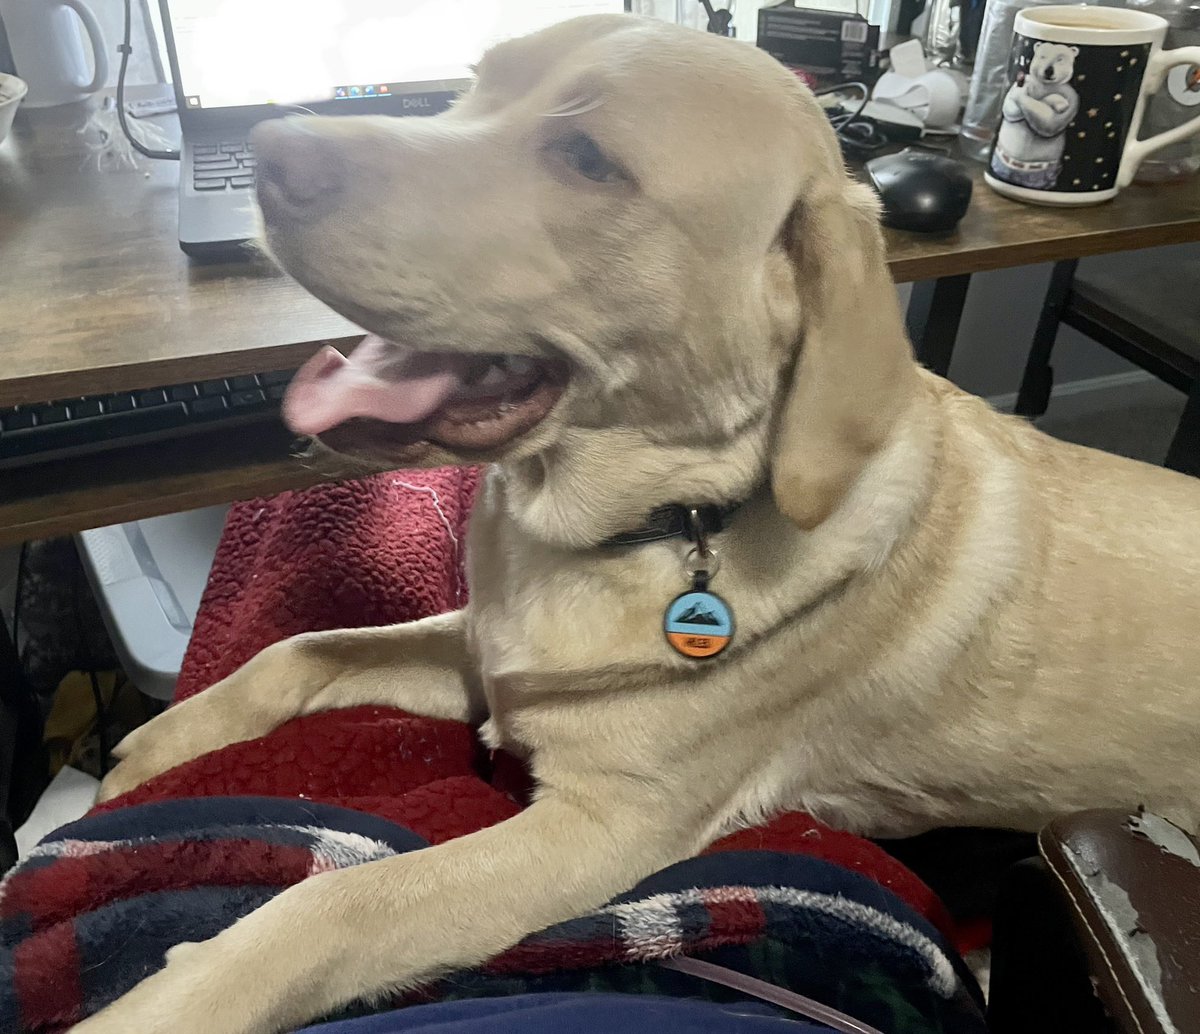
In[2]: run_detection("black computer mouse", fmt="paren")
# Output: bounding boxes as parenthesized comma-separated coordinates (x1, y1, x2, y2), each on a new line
(865, 149, 973, 234)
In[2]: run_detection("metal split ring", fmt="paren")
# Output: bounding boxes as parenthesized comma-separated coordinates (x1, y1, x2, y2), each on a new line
(684, 546, 721, 579)
(684, 506, 720, 578)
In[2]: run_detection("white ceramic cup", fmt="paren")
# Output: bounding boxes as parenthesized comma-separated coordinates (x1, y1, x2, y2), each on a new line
(0, 0, 109, 109)
(985, 4, 1200, 205)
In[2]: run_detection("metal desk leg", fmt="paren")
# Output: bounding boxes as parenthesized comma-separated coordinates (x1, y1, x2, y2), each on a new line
(1165, 379, 1200, 477)
(0, 616, 28, 872)
(905, 274, 972, 378)
(1015, 259, 1078, 419)
(0, 605, 48, 874)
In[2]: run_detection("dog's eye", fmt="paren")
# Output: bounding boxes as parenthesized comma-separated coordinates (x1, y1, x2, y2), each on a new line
(555, 132, 627, 184)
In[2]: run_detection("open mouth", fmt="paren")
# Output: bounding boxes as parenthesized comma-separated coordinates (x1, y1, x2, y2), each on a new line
(283, 335, 568, 456)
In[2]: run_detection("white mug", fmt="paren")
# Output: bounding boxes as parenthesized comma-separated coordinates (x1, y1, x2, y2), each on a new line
(985, 4, 1200, 205)
(0, 0, 109, 109)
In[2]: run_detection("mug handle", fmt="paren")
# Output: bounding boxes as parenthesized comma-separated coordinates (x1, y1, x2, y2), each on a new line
(1118, 45, 1200, 187)
(61, 0, 110, 95)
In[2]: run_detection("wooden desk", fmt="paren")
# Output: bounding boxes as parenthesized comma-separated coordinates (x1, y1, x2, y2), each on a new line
(3, 99, 1200, 545)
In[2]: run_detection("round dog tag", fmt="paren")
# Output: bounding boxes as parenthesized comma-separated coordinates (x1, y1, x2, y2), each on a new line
(664, 590, 734, 659)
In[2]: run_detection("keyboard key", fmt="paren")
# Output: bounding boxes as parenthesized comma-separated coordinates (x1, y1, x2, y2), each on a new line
(237, 157, 257, 168)
(230, 175, 256, 189)
(198, 379, 228, 397)
(229, 389, 267, 409)
(34, 405, 69, 425)
(169, 384, 199, 402)
(265, 384, 288, 401)
(104, 393, 136, 413)
(230, 375, 259, 391)
(194, 159, 238, 172)
(0, 404, 191, 463)
(195, 168, 238, 181)
(259, 370, 294, 386)
(220, 142, 245, 153)
(194, 180, 229, 191)
(190, 396, 228, 417)
(194, 144, 218, 155)
(2, 411, 35, 431)
(73, 399, 104, 418)
(137, 389, 169, 408)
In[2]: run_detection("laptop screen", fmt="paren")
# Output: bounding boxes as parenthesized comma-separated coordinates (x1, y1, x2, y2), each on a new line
(165, 0, 628, 112)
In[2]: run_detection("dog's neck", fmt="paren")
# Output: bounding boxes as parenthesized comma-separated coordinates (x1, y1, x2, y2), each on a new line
(495, 379, 941, 602)
(499, 423, 771, 551)
(600, 501, 744, 549)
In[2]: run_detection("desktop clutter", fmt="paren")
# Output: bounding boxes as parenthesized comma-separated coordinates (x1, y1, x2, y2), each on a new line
(758, 0, 1200, 221)
(758, 3, 975, 232)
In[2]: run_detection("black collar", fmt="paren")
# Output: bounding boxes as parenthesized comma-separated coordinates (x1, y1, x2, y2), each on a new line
(602, 502, 743, 548)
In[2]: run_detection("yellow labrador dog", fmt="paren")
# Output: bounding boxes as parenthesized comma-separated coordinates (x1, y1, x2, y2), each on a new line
(80, 14, 1200, 1034)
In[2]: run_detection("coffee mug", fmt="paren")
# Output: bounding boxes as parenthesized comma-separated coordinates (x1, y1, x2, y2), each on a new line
(0, 0, 109, 109)
(985, 4, 1200, 204)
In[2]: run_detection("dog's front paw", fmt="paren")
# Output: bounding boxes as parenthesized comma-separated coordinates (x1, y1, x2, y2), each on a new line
(69, 941, 238, 1034)
(96, 659, 287, 802)
(94, 701, 219, 802)
(94, 741, 176, 803)
(69, 885, 355, 1034)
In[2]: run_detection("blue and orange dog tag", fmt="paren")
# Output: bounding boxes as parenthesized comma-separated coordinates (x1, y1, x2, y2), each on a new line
(664, 590, 734, 659)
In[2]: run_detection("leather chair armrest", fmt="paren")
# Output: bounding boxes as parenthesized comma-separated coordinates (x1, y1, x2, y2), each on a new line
(989, 808, 1200, 1034)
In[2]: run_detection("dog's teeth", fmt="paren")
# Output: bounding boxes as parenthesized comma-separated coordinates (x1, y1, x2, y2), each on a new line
(477, 363, 508, 388)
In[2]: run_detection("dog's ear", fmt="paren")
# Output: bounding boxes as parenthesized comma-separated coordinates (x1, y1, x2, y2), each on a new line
(770, 177, 920, 530)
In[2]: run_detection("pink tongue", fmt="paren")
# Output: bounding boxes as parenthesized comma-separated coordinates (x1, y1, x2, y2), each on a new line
(283, 336, 463, 437)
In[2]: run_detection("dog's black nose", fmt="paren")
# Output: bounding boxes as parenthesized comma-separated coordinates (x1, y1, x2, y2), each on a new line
(252, 118, 345, 222)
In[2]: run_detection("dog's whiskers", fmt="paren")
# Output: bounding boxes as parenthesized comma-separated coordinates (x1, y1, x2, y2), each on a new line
(542, 95, 606, 118)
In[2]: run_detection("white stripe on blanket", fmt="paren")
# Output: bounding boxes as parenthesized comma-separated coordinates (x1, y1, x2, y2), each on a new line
(604, 884, 959, 998)
(304, 828, 400, 873)
(0, 824, 399, 895)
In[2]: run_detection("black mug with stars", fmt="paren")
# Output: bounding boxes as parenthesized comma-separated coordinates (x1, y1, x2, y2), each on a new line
(986, 4, 1200, 205)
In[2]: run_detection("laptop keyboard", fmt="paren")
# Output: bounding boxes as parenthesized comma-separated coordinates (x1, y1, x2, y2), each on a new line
(0, 369, 296, 469)
(192, 142, 257, 191)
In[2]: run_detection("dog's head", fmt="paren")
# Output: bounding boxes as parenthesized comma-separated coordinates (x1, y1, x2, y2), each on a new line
(255, 15, 917, 538)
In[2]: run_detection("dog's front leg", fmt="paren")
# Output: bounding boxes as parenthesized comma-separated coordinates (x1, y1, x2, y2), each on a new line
(98, 611, 481, 801)
(70, 789, 691, 1034)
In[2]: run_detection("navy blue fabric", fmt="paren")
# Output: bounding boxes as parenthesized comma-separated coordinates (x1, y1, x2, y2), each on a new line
(300, 993, 819, 1033)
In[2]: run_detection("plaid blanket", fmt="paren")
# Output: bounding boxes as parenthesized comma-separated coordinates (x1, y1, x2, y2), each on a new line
(0, 796, 986, 1034)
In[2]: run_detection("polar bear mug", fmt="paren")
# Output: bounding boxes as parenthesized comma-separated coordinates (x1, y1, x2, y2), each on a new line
(985, 4, 1200, 204)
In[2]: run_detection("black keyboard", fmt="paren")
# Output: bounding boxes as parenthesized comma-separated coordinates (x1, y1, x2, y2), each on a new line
(0, 369, 295, 469)
(192, 141, 256, 192)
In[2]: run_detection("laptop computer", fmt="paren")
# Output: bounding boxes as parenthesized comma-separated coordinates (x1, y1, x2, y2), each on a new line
(158, 0, 630, 258)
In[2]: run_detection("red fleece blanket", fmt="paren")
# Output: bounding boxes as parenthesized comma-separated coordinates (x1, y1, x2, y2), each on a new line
(94, 467, 965, 948)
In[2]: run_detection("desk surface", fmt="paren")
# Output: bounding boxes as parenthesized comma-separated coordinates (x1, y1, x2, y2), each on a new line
(2, 98, 1200, 543)
(0, 102, 359, 412)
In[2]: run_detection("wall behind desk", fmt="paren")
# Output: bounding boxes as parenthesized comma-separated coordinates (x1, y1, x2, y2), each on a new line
(903, 242, 1199, 401)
